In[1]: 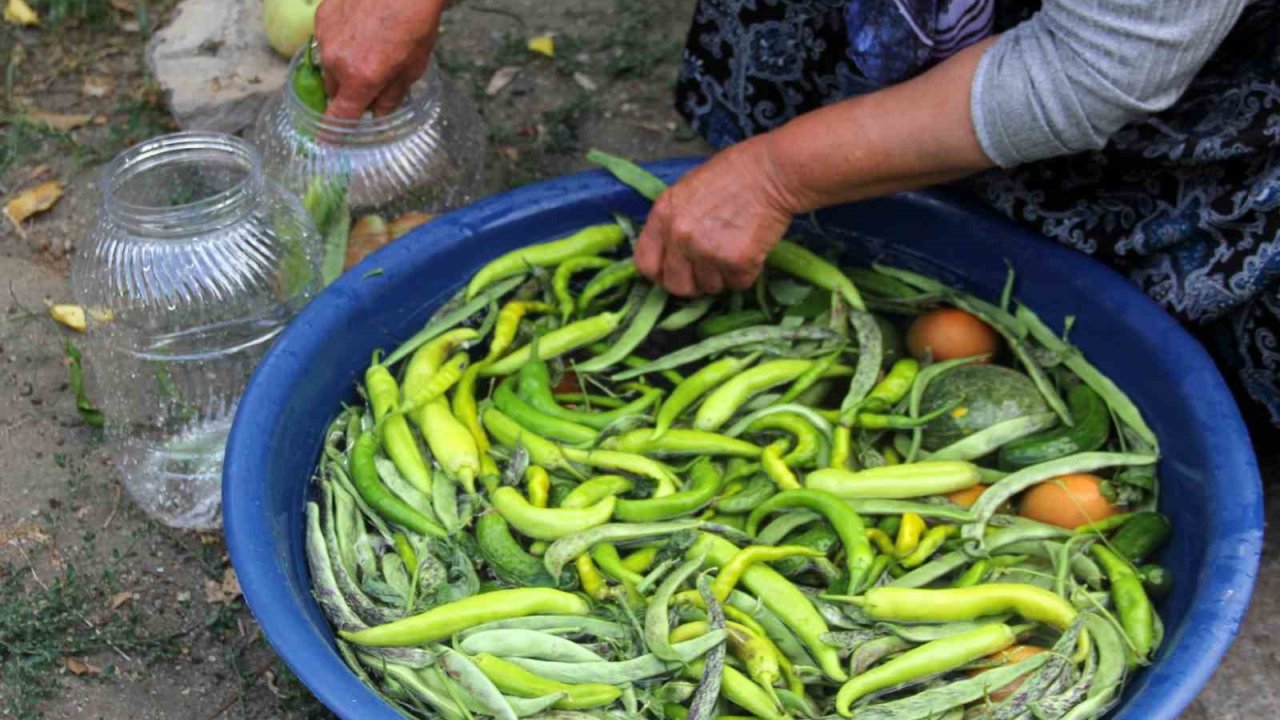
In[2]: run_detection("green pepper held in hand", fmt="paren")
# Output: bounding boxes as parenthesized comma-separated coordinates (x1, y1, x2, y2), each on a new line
(348, 432, 446, 539)
(292, 40, 327, 113)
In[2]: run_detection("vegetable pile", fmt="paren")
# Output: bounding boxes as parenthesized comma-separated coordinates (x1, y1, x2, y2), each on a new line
(305, 153, 1170, 720)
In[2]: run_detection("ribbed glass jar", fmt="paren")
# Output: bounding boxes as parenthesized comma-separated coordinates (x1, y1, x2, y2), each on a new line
(71, 132, 322, 530)
(250, 48, 486, 277)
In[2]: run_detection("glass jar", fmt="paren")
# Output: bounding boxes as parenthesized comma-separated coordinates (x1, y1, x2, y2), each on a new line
(249, 48, 486, 279)
(71, 132, 323, 530)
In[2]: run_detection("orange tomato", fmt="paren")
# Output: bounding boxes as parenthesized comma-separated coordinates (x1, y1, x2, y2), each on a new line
(906, 308, 998, 362)
(947, 484, 988, 508)
(968, 645, 1046, 701)
(1018, 473, 1120, 529)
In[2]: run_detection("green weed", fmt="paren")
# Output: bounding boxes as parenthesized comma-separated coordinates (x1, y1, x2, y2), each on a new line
(0, 563, 179, 720)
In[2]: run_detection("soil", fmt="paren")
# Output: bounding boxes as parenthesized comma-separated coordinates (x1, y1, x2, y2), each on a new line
(0, 1, 1276, 719)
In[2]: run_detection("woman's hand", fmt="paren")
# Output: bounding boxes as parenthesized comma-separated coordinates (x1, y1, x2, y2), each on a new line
(634, 138, 802, 297)
(314, 0, 447, 119)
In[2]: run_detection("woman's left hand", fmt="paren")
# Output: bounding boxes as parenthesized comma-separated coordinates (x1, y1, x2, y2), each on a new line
(634, 137, 801, 297)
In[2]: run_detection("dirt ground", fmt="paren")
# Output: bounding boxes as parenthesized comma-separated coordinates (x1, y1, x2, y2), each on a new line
(0, 1, 1276, 719)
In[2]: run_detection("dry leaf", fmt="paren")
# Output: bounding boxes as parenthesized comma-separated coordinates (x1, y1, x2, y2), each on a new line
(4, 180, 63, 231)
(500, 145, 520, 163)
(0, 522, 50, 546)
(527, 35, 555, 58)
(4, 0, 39, 26)
(109, 0, 136, 13)
(82, 75, 115, 98)
(573, 72, 598, 92)
(485, 66, 520, 96)
(345, 215, 390, 269)
(109, 590, 135, 610)
(29, 111, 93, 132)
(49, 304, 87, 332)
(389, 211, 432, 239)
(203, 567, 242, 605)
(64, 657, 101, 676)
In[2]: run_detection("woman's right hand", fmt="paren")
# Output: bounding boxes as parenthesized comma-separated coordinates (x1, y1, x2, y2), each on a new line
(314, 0, 447, 119)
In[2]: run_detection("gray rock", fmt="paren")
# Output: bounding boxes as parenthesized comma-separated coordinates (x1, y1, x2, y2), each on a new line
(146, 0, 290, 134)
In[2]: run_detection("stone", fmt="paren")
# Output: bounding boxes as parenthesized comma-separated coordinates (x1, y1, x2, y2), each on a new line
(146, 0, 290, 134)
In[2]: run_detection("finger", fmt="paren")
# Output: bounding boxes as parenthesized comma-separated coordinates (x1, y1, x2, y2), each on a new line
(660, 241, 697, 298)
(325, 80, 380, 120)
(722, 262, 759, 291)
(371, 75, 412, 116)
(692, 256, 725, 296)
(634, 204, 668, 281)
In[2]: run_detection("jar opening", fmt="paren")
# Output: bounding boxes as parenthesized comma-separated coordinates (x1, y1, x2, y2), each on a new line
(103, 132, 263, 236)
(285, 44, 441, 144)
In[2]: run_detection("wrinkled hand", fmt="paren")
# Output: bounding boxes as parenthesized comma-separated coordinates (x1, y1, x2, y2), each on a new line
(315, 0, 445, 119)
(635, 138, 800, 297)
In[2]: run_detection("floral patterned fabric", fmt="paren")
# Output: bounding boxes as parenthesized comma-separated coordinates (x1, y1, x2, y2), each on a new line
(674, 0, 1280, 425)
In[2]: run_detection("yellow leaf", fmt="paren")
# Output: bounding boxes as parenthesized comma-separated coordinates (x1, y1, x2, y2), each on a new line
(4, 0, 38, 26)
(29, 111, 94, 132)
(4, 180, 63, 229)
(50, 305, 87, 332)
(527, 34, 555, 58)
(64, 657, 101, 676)
(109, 590, 135, 610)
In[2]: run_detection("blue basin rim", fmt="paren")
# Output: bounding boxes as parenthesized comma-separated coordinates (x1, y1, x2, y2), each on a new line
(224, 157, 1263, 720)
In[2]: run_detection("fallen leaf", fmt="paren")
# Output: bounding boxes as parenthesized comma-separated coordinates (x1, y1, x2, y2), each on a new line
(4, 180, 63, 232)
(573, 72, 598, 92)
(527, 34, 555, 58)
(0, 522, 50, 546)
(203, 567, 242, 605)
(108, 0, 135, 13)
(119, 19, 140, 33)
(49, 304, 87, 332)
(4, 0, 38, 26)
(500, 146, 520, 163)
(389, 211, 432, 239)
(109, 591, 134, 610)
(64, 657, 101, 676)
(485, 66, 520, 96)
(82, 75, 115, 99)
(29, 111, 93, 132)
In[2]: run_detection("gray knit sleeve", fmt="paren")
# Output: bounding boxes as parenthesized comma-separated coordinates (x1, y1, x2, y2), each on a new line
(970, 0, 1250, 168)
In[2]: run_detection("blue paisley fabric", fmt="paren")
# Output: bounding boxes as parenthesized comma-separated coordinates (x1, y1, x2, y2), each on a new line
(674, 0, 1280, 425)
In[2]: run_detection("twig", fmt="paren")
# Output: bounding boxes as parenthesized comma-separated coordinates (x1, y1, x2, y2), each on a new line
(102, 482, 123, 530)
(463, 3, 527, 28)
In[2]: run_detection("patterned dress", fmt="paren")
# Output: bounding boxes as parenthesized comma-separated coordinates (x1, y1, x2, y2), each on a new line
(675, 0, 1280, 426)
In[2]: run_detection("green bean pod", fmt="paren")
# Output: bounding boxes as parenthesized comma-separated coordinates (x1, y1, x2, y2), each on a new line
(575, 284, 668, 372)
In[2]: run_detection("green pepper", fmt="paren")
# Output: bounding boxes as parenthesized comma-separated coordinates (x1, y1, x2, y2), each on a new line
(293, 40, 327, 113)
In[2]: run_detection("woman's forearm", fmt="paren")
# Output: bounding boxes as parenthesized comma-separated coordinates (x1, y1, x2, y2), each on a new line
(761, 37, 997, 215)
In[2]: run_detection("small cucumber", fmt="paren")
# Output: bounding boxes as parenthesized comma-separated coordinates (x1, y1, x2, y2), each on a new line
(1110, 512, 1172, 564)
(476, 513, 566, 588)
(997, 384, 1110, 470)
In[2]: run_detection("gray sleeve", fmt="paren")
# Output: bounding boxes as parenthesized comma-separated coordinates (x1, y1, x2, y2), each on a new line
(970, 0, 1251, 168)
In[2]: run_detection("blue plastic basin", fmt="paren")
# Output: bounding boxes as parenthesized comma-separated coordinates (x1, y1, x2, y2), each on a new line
(224, 158, 1263, 720)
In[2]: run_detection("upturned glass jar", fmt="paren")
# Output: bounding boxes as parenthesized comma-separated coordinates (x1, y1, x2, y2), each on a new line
(71, 132, 322, 530)
(250, 48, 486, 278)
